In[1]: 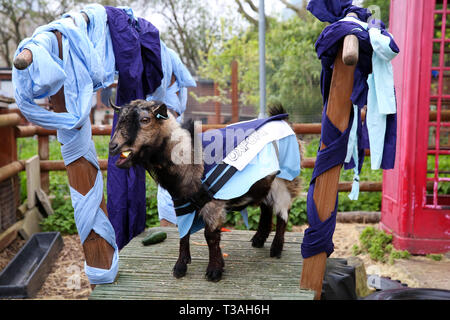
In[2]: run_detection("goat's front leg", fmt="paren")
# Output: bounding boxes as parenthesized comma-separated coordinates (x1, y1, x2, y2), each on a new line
(173, 233, 191, 278)
(200, 200, 226, 282)
(204, 227, 224, 282)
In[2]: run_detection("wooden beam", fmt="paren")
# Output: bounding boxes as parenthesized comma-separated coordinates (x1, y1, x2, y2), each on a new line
(337, 211, 381, 223)
(300, 43, 356, 299)
(0, 220, 24, 252)
(0, 161, 25, 183)
(0, 113, 21, 127)
(40, 159, 108, 171)
(15, 124, 112, 137)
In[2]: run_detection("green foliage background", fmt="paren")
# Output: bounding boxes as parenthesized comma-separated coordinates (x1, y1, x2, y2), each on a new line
(194, 15, 326, 123)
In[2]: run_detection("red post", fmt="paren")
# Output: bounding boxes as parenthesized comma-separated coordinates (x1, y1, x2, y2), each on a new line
(214, 82, 221, 124)
(231, 60, 239, 123)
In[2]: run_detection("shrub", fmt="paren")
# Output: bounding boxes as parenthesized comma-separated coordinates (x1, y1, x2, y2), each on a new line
(426, 254, 443, 261)
(353, 226, 411, 264)
(40, 194, 77, 235)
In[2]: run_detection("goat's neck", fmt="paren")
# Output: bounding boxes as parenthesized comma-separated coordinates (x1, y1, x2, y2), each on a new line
(139, 126, 204, 200)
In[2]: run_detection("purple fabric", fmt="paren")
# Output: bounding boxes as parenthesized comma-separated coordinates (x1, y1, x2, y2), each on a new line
(105, 6, 163, 106)
(307, 0, 372, 23)
(201, 114, 289, 175)
(107, 113, 147, 250)
(105, 7, 163, 250)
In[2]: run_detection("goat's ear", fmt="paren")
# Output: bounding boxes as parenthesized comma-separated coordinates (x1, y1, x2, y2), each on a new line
(109, 98, 121, 113)
(152, 103, 169, 120)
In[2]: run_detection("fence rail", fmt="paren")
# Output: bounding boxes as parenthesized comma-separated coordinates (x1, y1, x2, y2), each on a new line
(1, 108, 446, 204)
(0, 111, 384, 196)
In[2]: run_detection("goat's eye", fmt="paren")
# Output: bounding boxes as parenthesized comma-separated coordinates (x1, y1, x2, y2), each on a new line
(140, 117, 150, 124)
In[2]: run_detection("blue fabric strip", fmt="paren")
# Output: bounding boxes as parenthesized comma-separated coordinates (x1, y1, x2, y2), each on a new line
(12, 5, 119, 284)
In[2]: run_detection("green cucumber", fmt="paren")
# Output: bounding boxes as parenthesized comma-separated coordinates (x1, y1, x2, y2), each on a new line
(142, 231, 167, 246)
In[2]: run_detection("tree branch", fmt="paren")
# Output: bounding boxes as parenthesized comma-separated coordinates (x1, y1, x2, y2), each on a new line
(234, 0, 258, 26)
(279, 0, 309, 19)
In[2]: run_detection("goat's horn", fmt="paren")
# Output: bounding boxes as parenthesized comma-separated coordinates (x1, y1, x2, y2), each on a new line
(109, 97, 121, 112)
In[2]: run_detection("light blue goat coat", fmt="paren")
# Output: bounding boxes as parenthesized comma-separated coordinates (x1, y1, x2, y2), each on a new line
(12, 4, 119, 284)
(175, 120, 301, 238)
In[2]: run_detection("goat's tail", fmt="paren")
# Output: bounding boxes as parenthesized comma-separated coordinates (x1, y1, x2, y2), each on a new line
(268, 102, 288, 118)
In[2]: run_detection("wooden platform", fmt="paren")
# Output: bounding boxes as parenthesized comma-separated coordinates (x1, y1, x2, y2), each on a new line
(90, 227, 315, 300)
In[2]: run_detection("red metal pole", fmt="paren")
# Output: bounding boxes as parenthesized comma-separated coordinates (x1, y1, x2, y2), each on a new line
(231, 60, 239, 123)
(214, 82, 221, 124)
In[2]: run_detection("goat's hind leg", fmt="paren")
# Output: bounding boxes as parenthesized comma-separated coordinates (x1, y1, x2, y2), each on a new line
(251, 203, 273, 248)
(267, 178, 294, 258)
(271, 212, 289, 258)
(173, 233, 191, 278)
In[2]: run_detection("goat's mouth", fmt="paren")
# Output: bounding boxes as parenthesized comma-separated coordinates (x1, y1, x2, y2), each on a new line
(115, 150, 134, 168)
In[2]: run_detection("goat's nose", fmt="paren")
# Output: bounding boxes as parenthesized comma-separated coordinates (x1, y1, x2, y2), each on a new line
(109, 142, 119, 154)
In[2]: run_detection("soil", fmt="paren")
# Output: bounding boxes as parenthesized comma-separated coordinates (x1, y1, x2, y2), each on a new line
(1, 222, 449, 299)
(293, 223, 450, 290)
(0, 234, 92, 300)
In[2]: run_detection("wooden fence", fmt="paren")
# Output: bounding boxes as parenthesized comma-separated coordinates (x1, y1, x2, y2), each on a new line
(2, 108, 448, 194)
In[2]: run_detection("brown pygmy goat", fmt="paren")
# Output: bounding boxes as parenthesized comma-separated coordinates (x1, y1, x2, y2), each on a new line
(109, 99, 302, 282)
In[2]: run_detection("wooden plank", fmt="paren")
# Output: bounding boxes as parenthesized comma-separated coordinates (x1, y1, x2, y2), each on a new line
(25, 155, 40, 209)
(90, 227, 314, 300)
(35, 188, 54, 217)
(38, 135, 49, 193)
(0, 220, 24, 252)
(18, 207, 43, 240)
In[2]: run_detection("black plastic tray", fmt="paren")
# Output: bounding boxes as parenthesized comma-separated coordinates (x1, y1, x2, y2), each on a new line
(0, 232, 63, 298)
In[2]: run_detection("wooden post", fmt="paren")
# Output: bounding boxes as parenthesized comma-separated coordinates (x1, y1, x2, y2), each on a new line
(0, 110, 20, 212)
(300, 42, 357, 299)
(0, 110, 18, 167)
(38, 135, 49, 193)
(13, 28, 114, 288)
(214, 82, 221, 124)
(231, 60, 239, 123)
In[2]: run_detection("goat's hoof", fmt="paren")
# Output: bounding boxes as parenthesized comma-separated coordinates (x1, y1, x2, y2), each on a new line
(270, 245, 283, 259)
(205, 268, 223, 282)
(251, 234, 267, 248)
(173, 263, 188, 278)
